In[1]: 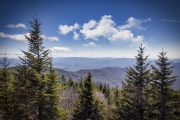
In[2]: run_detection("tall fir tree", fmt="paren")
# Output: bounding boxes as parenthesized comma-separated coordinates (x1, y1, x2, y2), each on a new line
(21, 14, 50, 120)
(151, 50, 177, 120)
(73, 72, 105, 120)
(13, 14, 67, 119)
(0, 53, 14, 119)
(46, 57, 67, 120)
(13, 57, 34, 119)
(114, 44, 151, 120)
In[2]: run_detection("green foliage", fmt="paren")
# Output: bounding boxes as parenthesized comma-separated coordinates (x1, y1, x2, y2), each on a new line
(61, 75, 67, 86)
(73, 72, 105, 120)
(151, 50, 178, 119)
(102, 83, 113, 105)
(67, 78, 75, 87)
(114, 44, 151, 120)
(0, 55, 14, 119)
(13, 57, 35, 119)
(46, 58, 67, 120)
(2, 15, 67, 120)
(22, 15, 51, 120)
(99, 83, 103, 91)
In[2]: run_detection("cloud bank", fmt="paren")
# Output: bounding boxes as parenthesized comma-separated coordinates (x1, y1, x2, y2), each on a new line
(58, 15, 151, 43)
(0, 32, 28, 42)
(0, 32, 59, 42)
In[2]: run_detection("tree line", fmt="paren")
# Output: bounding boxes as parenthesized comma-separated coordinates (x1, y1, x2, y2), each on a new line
(0, 15, 179, 120)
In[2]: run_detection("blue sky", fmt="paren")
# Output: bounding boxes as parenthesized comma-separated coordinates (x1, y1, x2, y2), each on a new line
(0, 0, 180, 58)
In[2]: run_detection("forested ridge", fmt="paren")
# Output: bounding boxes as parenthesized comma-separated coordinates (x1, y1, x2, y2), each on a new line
(0, 16, 180, 120)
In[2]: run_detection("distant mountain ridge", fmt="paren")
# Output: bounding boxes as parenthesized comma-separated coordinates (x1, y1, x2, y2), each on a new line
(55, 66, 180, 90)
(55, 66, 126, 88)
(1, 57, 179, 90)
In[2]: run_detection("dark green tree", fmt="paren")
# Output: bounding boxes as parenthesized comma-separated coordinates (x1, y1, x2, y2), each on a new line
(61, 75, 67, 86)
(46, 57, 67, 120)
(73, 72, 105, 120)
(21, 14, 50, 120)
(67, 78, 74, 87)
(13, 57, 35, 120)
(13, 14, 66, 119)
(102, 83, 107, 94)
(114, 86, 120, 106)
(0, 53, 14, 119)
(151, 50, 177, 120)
(114, 44, 151, 120)
(99, 83, 103, 91)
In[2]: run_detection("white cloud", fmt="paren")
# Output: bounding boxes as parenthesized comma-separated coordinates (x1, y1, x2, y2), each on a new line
(41, 35, 59, 41)
(0, 32, 28, 42)
(50, 47, 74, 53)
(83, 42, 97, 47)
(58, 23, 79, 35)
(0, 32, 59, 42)
(7, 23, 27, 29)
(119, 17, 151, 30)
(80, 15, 118, 40)
(81, 20, 97, 31)
(58, 15, 151, 43)
(109, 30, 144, 42)
(48, 37, 59, 41)
(73, 31, 79, 40)
(73, 23, 79, 29)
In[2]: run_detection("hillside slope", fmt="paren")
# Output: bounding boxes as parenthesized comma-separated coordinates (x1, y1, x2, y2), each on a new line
(55, 66, 180, 90)
(55, 67, 126, 88)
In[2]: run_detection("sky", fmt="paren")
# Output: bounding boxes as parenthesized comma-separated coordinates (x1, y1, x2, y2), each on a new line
(0, 0, 180, 59)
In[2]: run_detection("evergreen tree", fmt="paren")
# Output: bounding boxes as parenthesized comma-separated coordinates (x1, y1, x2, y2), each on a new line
(103, 84, 112, 105)
(67, 78, 74, 87)
(61, 75, 67, 86)
(73, 72, 105, 120)
(13, 57, 35, 119)
(46, 57, 67, 120)
(79, 78, 84, 89)
(21, 14, 50, 120)
(114, 44, 151, 120)
(13, 14, 67, 119)
(99, 83, 103, 91)
(171, 90, 180, 119)
(114, 86, 120, 106)
(102, 83, 107, 94)
(151, 50, 177, 120)
(0, 53, 14, 119)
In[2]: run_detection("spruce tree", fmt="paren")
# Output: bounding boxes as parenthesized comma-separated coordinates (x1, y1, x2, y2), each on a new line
(115, 44, 151, 120)
(0, 53, 14, 119)
(73, 72, 105, 120)
(151, 50, 177, 120)
(14, 14, 67, 119)
(61, 75, 67, 86)
(21, 14, 50, 120)
(13, 57, 34, 119)
(67, 78, 74, 87)
(46, 57, 67, 120)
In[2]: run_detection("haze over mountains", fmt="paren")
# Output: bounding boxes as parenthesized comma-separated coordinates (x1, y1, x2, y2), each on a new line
(52, 57, 180, 90)
(1, 57, 180, 90)
(55, 66, 126, 88)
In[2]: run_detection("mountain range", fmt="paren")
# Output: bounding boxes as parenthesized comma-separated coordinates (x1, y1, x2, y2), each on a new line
(55, 63, 180, 90)
(1, 57, 180, 90)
